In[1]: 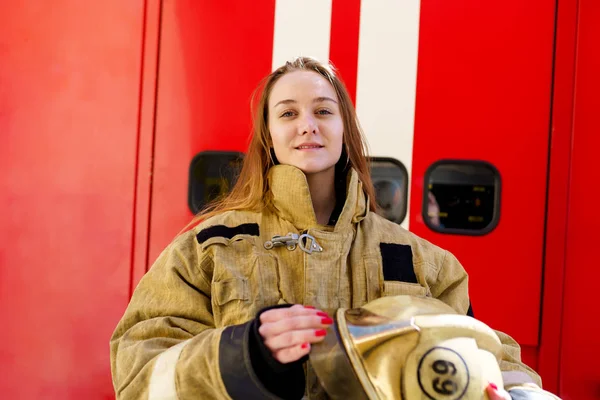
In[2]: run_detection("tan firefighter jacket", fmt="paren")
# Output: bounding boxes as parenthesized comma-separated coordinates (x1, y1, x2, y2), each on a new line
(110, 165, 546, 399)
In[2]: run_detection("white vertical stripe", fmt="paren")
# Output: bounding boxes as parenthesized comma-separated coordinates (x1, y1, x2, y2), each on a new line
(356, 0, 422, 229)
(148, 340, 191, 399)
(271, 0, 333, 70)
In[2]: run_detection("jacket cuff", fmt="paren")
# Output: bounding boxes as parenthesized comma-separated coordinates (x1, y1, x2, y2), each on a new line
(251, 304, 309, 376)
(219, 305, 306, 400)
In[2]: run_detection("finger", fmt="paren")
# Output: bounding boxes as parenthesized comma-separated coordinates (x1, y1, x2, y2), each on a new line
(264, 328, 328, 352)
(259, 314, 333, 339)
(260, 304, 329, 324)
(485, 384, 511, 400)
(273, 342, 311, 364)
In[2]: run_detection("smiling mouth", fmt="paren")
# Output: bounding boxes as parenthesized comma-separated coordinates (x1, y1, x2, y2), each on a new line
(296, 145, 323, 150)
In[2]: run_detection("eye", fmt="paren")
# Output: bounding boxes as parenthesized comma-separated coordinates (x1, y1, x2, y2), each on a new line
(280, 110, 295, 118)
(316, 108, 333, 115)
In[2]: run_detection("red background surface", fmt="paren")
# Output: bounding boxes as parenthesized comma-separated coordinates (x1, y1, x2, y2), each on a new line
(1, 0, 597, 398)
(0, 1, 145, 398)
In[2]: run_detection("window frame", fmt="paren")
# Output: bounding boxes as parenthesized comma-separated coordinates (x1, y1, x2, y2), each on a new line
(369, 156, 409, 225)
(422, 159, 501, 236)
(187, 150, 245, 214)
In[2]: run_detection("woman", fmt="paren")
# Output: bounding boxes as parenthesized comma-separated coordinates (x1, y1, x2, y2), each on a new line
(110, 57, 552, 399)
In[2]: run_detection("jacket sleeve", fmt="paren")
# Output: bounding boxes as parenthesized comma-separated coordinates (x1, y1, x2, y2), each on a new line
(109, 231, 295, 400)
(429, 250, 559, 397)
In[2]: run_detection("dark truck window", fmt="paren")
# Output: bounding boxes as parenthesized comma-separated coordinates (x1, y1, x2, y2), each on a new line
(188, 151, 244, 214)
(370, 157, 409, 225)
(187, 153, 410, 225)
(423, 160, 501, 235)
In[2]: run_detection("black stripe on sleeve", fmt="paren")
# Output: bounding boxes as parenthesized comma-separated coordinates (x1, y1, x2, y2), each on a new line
(196, 223, 259, 244)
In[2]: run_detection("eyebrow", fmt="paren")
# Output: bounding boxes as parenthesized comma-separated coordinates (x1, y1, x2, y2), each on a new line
(273, 96, 338, 108)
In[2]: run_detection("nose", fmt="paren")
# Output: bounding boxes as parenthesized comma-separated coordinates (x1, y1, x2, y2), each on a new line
(298, 114, 318, 135)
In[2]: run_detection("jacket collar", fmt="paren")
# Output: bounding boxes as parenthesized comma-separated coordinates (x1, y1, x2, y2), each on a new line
(267, 165, 368, 232)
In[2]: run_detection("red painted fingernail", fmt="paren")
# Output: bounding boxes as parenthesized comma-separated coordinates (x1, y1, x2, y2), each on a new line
(317, 311, 329, 317)
(321, 317, 333, 325)
(304, 305, 315, 309)
(315, 329, 327, 337)
(489, 382, 498, 390)
(301, 343, 309, 349)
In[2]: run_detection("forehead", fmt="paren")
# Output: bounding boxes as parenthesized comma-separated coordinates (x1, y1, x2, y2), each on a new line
(269, 70, 337, 106)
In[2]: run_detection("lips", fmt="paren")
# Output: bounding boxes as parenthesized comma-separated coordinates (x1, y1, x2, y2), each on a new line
(295, 143, 323, 149)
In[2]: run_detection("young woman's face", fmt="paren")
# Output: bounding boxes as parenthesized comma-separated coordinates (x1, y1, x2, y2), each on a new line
(268, 70, 344, 176)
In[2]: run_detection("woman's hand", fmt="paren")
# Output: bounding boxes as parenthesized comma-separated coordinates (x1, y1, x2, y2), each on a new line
(486, 383, 511, 399)
(258, 304, 333, 364)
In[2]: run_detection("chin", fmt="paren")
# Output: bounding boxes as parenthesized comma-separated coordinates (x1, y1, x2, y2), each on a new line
(294, 162, 336, 176)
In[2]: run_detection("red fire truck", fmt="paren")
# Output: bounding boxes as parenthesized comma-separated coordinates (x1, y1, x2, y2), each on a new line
(1, 1, 598, 398)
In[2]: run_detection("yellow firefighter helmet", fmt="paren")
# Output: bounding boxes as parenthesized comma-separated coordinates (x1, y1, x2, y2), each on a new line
(310, 295, 504, 400)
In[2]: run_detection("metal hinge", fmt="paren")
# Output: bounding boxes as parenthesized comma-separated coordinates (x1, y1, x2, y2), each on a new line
(264, 233, 323, 254)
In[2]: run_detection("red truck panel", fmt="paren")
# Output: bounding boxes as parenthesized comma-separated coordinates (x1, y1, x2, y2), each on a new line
(148, 0, 276, 264)
(411, 0, 556, 357)
(559, 1, 600, 398)
(0, 2, 144, 397)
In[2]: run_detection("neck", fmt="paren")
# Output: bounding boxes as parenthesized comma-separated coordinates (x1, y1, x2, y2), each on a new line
(306, 167, 336, 225)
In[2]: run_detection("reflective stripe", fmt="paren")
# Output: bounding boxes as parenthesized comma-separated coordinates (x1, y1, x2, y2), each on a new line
(271, 0, 333, 70)
(148, 340, 191, 400)
(355, 0, 422, 229)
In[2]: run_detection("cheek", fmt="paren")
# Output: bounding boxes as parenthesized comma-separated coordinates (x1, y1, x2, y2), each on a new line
(333, 122, 345, 150)
(269, 125, 290, 153)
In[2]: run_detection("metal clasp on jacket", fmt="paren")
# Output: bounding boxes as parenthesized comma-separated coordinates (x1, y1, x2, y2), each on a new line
(264, 233, 323, 254)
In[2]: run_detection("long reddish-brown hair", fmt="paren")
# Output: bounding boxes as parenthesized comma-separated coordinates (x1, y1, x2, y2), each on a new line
(183, 57, 377, 230)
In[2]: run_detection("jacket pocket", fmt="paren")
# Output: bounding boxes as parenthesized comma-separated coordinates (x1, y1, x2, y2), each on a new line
(254, 252, 282, 307)
(214, 277, 249, 306)
(212, 277, 254, 326)
(383, 281, 428, 297)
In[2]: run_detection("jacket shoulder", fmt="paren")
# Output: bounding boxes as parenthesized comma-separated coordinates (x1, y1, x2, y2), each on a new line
(194, 210, 261, 229)
(362, 212, 450, 269)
